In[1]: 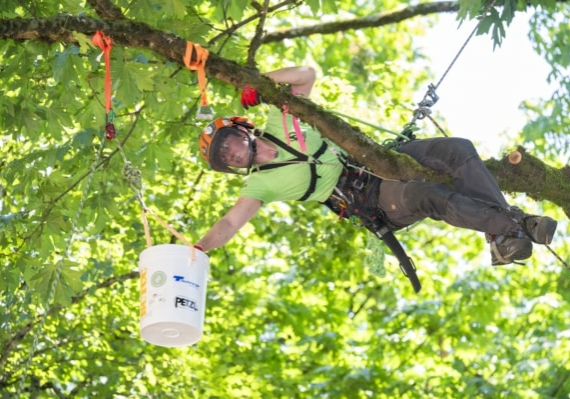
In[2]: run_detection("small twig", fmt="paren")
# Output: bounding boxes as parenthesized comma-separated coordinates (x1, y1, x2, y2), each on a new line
(208, 0, 300, 46)
(85, 0, 125, 20)
(247, 0, 271, 68)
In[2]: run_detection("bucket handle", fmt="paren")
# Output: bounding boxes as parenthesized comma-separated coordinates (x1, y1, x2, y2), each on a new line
(141, 207, 197, 260)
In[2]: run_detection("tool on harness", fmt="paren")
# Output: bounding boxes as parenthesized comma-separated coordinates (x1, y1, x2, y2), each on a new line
(323, 157, 422, 293)
(367, 216, 421, 293)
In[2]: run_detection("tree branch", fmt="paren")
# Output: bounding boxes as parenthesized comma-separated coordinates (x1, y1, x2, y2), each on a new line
(486, 147, 570, 217)
(262, 1, 460, 43)
(0, 15, 567, 214)
(247, 0, 271, 68)
(208, 0, 300, 45)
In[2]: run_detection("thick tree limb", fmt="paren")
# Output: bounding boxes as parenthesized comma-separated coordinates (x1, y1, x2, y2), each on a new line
(486, 148, 570, 217)
(0, 15, 568, 216)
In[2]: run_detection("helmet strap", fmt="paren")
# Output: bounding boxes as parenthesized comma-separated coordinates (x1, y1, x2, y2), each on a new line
(245, 134, 257, 174)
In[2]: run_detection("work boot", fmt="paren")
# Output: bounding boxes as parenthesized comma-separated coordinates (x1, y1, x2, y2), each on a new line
(521, 215, 557, 245)
(486, 234, 533, 266)
(506, 206, 557, 245)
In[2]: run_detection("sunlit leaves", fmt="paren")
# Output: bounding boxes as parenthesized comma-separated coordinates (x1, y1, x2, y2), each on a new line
(210, 0, 249, 22)
(1, 0, 569, 398)
(53, 45, 82, 86)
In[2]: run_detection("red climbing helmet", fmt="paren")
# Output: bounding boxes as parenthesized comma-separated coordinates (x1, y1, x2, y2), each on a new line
(199, 116, 256, 174)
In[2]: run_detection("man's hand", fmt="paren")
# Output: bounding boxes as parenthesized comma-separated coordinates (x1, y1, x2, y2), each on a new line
(240, 85, 262, 109)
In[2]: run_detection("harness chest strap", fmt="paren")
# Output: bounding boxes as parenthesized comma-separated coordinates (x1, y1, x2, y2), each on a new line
(252, 131, 329, 201)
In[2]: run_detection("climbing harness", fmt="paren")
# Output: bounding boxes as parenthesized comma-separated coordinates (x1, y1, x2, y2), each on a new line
(252, 130, 328, 201)
(322, 156, 422, 293)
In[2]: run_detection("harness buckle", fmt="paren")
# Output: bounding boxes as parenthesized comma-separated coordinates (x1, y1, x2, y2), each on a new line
(352, 179, 364, 191)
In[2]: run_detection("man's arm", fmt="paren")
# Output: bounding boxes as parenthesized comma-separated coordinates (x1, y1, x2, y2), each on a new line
(196, 197, 263, 251)
(264, 66, 316, 97)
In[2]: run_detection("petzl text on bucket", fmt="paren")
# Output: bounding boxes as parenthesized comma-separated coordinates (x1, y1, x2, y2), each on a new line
(139, 244, 210, 347)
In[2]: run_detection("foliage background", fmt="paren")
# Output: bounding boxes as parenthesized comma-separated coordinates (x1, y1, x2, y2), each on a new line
(1, 0, 569, 397)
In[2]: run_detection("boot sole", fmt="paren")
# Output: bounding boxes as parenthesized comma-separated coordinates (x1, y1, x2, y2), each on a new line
(529, 217, 557, 245)
(491, 239, 533, 265)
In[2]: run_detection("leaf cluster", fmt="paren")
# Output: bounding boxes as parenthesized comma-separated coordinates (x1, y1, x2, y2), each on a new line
(0, 0, 569, 397)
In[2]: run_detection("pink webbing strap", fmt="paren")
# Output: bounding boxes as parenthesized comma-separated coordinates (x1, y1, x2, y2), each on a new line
(281, 106, 291, 147)
(281, 105, 307, 152)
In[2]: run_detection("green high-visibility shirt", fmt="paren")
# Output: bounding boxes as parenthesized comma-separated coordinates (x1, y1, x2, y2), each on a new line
(240, 108, 344, 204)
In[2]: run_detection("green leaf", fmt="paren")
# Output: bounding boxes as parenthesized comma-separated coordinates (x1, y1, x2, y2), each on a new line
(60, 261, 84, 293)
(305, 0, 321, 15)
(130, 64, 156, 92)
(163, 0, 187, 18)
(73, 32, 95, 54)
(53, 45, 81, 87)
(45, 210, 71, 235)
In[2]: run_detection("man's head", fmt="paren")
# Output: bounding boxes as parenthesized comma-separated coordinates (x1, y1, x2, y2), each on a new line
(199, 116, 257, 175)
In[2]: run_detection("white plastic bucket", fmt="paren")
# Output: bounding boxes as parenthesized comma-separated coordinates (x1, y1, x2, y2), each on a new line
(139, 244, 209, 347)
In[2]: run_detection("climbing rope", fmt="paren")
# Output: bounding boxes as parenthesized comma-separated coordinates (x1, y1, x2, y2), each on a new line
(402, 0, 498, 137)
(546, 244, 570, 271)
(112, 138, 194, 251)
(330, 110, 411, 144)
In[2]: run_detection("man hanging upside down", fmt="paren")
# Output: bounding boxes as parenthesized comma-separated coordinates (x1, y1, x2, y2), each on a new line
(194, 65, 557, 269)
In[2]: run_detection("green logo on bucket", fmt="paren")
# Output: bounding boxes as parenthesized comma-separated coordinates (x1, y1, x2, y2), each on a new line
(151, 271, 167, 287)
